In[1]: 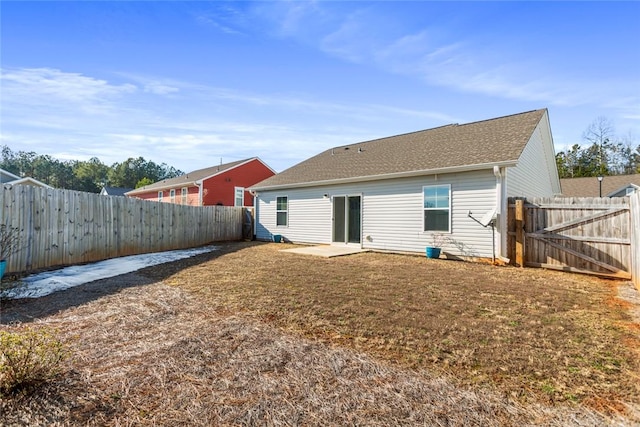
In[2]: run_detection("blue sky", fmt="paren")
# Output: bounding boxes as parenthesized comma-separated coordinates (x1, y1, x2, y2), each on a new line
(1, 1, 638, 173)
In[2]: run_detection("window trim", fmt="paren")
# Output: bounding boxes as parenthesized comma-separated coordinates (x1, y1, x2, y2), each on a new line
(276, 195, 288, 227)
(158, 191, 163, 202)
(181, 187, 188, 204)
(234, 186, 245, 207)
(170, 189, 176, 202)
(422, 184, 451, 233)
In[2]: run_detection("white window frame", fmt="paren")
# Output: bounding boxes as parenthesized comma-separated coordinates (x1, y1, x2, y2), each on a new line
(170, 189, 176, 202)
(423, 184, 451, 233)
(181, 187, 188, 204)
(276, 195, 288, 227)
(234, 187, 245, 207)
(158, 191, 163, 202)
(626, 187, 636, 196)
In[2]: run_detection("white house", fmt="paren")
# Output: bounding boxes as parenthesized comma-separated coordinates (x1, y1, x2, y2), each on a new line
(0, 168, 52, 189)
(250, 109, 560, 260)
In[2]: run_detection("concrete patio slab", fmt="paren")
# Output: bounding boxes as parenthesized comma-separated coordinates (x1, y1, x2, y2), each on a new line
(280, 245, 369, 258)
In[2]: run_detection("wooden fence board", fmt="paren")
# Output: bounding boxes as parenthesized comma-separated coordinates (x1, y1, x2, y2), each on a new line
(2, 185, 244, 275)
(631, 192, 640, 290)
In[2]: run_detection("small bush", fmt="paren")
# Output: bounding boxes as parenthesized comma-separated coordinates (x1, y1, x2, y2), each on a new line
(0, 328, 66, 394)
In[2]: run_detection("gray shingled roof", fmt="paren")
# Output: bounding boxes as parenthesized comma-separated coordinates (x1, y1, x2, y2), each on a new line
(102, 186, 134, 196)
(560, 174, 640, 197)
(252, 109, 547, 190)
(126, 158, 251, 195)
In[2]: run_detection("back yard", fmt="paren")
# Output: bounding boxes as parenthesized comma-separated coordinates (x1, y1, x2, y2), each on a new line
(1, 241, 639, 425)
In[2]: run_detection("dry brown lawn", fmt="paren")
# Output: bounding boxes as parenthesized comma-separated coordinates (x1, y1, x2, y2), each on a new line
(1, 241, 639, 426)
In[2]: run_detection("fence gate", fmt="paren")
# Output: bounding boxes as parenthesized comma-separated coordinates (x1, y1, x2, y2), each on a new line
(508, 197, 632, 279)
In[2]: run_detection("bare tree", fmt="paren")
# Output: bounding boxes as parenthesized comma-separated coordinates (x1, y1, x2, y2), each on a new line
(582, 117, 615, 176)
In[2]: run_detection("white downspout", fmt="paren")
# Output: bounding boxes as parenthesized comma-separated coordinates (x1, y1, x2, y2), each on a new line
(195, 180, 203, 206)
(493, 165, 508, 261)
(250, 190, 258, 238)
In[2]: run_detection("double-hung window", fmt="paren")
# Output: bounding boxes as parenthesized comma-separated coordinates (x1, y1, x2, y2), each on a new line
(170, 189, 176, 203)
(158, 191, 163, 202)
(181, 187, 188, 204)
(423, 184, 451, 232)
(276, 196, 288, 226)
(235, 187, 245, 207)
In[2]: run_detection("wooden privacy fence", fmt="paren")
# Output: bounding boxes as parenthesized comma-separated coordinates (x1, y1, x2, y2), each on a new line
(1, 185, 245, 274)
(631, 192, 640, 289)
(508, 195, 639, 286)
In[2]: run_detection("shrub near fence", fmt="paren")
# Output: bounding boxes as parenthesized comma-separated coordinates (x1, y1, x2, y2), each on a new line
(1, 185, 244, 275)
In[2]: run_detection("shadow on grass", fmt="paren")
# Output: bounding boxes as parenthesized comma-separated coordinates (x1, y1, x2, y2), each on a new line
(0, 241, 263, 325)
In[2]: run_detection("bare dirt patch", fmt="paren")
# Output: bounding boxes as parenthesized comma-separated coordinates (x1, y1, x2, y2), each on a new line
(1, 241, 639, 425)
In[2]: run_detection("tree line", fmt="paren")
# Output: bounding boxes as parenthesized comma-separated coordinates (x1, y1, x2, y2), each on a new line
(1, 146, 184, 193)
(2, 116, 637, 193)
(555, 117, 639, 178)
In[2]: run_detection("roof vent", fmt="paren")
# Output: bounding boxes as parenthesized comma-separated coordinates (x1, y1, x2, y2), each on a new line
(344, 147, 350, 150)
(358, 147, 362, 153)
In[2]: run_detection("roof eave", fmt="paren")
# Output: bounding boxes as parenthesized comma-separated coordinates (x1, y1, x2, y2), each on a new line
(126, 181, 197, 195)
(250, 160, 517, 192)
(1, 168, 21, 180)
(606, 183, 640, 197)
(126, 157, 269, 196)
(196, 157, 262, 184)
(7, 177, 53, 189)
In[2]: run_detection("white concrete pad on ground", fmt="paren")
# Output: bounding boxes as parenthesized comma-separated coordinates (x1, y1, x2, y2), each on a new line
(280, 245, 368, 258)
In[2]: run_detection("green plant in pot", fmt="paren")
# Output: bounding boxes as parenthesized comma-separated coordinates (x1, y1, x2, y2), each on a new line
(0, 224, 20, 280)
(426, 233, 446, 259)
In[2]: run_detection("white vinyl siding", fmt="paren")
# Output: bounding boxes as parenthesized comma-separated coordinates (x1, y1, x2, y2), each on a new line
(256, 170, 498, 257)
(257, 192, 333, 243)
(507, 116, 560, 198)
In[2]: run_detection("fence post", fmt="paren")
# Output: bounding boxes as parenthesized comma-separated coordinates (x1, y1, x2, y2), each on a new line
(515, 199, 525, 267)
(631, 192, 640, 290)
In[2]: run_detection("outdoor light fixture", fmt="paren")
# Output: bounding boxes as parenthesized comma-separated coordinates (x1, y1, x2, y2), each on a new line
(597, 176, 603, 197)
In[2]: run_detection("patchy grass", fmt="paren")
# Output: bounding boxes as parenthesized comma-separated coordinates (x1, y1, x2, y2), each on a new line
(1, 241, 638, 425)
(157, 243, 640, 409)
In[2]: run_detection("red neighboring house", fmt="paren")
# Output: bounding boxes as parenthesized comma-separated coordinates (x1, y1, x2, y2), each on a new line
(125, 158, 275, 207)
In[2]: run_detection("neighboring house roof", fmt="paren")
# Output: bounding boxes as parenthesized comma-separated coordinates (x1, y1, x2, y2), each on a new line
(0, 168, 20, 183)
(0, 168, 53, 189)
(6, 177, 53, 188)
(100, 186, 134, 196)
(251, 109, 548, 190)
(126, 157, 274, 196)
(560, 174, 640, 197)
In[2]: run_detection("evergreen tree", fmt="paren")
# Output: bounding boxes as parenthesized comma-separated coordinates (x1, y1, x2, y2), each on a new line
(556, 118, 638, 178)
(0, 146, 183, 192)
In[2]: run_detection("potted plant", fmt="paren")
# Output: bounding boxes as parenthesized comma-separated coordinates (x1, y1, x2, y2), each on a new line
(0, 224, 20, 280)
(426, 233, 446, 259)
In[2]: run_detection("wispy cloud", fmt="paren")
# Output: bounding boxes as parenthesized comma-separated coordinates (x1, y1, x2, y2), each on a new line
(195, 14, 244, 35)
(232, 2, 639, 113)
(1, 66, 456, 171)
(143, 82, 179, 95)
(1, 68, 137, 107)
